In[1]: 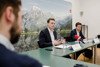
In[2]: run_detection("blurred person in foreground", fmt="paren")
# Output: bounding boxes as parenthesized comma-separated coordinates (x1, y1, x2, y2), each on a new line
(0, 0, 42, 67)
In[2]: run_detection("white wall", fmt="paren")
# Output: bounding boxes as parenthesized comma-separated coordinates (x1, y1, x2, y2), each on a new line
(72, 0, 81, 29)
(72, 0, 100, 38)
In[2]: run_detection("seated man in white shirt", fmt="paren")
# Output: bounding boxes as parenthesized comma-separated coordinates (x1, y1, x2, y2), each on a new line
(39, 18, 65, 48)
(39, 18, 71, 58)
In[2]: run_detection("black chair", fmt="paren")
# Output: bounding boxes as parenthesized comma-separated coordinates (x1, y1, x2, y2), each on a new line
(64, 36, 72, 42)
(97, 35, 100, 48)
(37, 41, 41, 48)
(97, 35, 100, 38)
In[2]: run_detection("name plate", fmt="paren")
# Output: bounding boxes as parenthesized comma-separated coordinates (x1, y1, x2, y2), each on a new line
(93, 38, 100, 44)
(72, 44, 82, 51)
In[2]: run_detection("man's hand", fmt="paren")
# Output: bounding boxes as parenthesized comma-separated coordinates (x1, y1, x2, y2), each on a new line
(53, 40, 61, 46)
(61, 39, 66, 44)
(83, 38, 88, 41)
(77, 36, 81, 41)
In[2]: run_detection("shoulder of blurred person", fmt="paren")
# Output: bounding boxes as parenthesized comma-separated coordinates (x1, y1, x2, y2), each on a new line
(0, 43, 42, 67)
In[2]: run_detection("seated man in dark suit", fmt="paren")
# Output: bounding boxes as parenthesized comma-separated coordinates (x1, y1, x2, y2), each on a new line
(39, 18, 66, 48)
(71, 24, 86, 41)
(70, 22, 92, 59)
(39, 18, 71, 58)
(0, 0, 42, 67)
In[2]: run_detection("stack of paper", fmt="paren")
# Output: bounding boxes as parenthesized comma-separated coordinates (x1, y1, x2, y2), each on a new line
(54, 45, 67, 49)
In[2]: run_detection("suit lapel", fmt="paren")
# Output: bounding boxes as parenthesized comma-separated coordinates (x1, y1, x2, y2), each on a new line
(75, 29, 77, 35)
(75, 29, 81, 36)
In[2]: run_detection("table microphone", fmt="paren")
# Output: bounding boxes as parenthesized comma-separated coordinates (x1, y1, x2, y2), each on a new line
(75, 35, 85, 44)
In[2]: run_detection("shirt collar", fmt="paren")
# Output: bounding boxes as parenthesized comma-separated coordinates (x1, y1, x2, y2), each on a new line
(0, 34, 15, 51)
(48, 27, 54, 33)
(76, 29, 80, 32)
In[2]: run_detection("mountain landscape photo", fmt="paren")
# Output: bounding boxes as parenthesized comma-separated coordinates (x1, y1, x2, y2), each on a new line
(14, 0, 72, 52)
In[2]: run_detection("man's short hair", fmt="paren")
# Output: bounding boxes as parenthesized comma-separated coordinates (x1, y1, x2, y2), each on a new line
(47, 18, 55, 23)
(0, 0, 21, 20)
(76, 22, 82, 27)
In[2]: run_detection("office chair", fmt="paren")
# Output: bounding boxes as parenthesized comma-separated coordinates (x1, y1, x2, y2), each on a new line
(64, 36, 72, 42)
(97, 35, 100, 48)
(37, 41, 41, 48)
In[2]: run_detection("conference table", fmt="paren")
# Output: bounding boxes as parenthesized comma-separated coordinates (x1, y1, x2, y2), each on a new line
(22, 40, 100, 67)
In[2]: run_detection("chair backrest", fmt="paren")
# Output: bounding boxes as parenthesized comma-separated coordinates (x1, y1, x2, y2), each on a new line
(37, 41, 41, 48)
(64, 36, 71, 42)
(97, 35, 100, 38)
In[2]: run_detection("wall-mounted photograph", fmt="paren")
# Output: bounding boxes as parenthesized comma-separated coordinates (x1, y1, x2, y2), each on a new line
(14, 0, 72, 52)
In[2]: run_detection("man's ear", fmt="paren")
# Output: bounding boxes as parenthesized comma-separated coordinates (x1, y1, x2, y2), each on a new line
(47, 22, 49, 26)
(5, 7, 15, 23)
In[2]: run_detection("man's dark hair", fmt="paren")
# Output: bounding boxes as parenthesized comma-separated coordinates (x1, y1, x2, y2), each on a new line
(76, 22, 82, 27)
(0, 0, 21, 20)
(47, 18, 55, 23)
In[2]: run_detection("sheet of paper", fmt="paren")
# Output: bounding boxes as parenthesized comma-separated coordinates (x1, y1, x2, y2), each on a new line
(93, 38, 100, 44)
(84, 41, 89, 43)
(72, 44, 82, 51)
(54, 44, 67, 49)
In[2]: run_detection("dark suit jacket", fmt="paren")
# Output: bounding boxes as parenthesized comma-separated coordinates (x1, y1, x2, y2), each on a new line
(39, 28, 57, 48)
(0, 44, 42, 67)
(70, 29, 85, 41)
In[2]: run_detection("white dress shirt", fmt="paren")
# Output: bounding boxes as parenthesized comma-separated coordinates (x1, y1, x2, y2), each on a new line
(77, 31, 80, 36)
(0, 34, 15, 51)
(48, 28, 55, 42)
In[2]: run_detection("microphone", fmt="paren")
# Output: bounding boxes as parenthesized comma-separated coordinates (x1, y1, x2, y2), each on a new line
(75, 35, 85, 44)
(75, 35, 79, 39)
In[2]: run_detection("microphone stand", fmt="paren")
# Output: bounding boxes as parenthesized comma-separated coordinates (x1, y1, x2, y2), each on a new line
(79, 40, 80, 44)
(79, 39, 85, 44)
